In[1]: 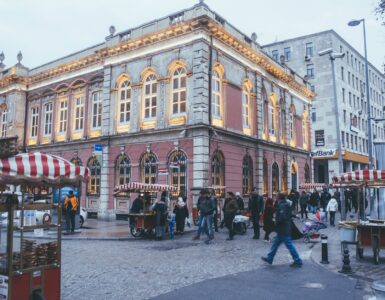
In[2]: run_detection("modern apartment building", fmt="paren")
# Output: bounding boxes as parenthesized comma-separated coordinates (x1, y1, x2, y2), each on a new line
(0, 2, 313, 219)
(263, 30, 385, 184)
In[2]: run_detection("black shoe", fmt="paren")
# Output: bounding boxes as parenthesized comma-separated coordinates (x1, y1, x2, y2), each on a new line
(290, 262, 303, 268)
(261, 257, 272, 265)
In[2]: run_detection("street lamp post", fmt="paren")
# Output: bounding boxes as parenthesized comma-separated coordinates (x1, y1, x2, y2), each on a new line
(318, 48, 346, 220)
(348, 19, 373, 169)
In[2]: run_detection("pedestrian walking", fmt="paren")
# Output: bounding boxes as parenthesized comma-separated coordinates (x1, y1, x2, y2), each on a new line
(173, 196, 189, 234)
(288, 189, 299, 214)
(167, 212, 176, 239)
(197, 188, 215, 244)
(299, 191, 309, 219)
(263, 197, 275, 241)
(309, 189, 320, 214)
(63, 190, 79, 233)
(326, 195, 338, 226)
(320, 188, 331, 221)
(152, 193, 168, 240)
(261, 193, 303, 267)
(211, 191, 219, 232)
(249, 188, 264, 239)
(224, 191, 238, 240)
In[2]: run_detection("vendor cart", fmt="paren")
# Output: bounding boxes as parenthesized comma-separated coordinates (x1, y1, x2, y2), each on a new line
(0, 152, 88, 299)
(333, 169, 385, 264)
(113, 182, 177, 238)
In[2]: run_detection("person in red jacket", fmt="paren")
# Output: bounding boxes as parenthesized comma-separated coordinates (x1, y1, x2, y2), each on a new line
(63, 190, 79, 233)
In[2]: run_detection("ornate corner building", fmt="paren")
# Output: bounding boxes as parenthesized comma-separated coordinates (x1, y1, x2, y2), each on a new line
(0, 2, 313, 219)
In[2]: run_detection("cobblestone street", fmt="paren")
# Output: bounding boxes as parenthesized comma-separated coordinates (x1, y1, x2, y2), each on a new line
(61, 228, 313, 300)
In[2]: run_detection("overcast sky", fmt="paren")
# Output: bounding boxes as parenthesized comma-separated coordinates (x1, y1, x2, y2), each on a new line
(0, 0, 384, 71)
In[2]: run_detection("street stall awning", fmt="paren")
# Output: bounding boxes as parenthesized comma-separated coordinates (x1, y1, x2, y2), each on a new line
(332, 169, 385, 187)
(114, 182, 177, 195)
(0, 152, 89, 187)
(299, 183, 327, 190)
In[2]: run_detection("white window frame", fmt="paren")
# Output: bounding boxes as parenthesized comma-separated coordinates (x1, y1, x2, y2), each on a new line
(30, 107, 39, 138)
(143, 74, 157, 120)
(212, 71, 221, 118)
(58, 98, 68, 133)
(171, 68, 187, 115)
(242, 89, 250, 127)
(305, 42, 313, 57)
(119, 80, 131, 124)
(73, 95, 84, 131)
(43, 102, 53, 136)
(1, 109, 7, 137)
(91, 91, 102, 129)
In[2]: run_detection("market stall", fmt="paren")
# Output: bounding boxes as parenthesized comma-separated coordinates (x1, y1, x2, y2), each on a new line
(333, 169, 385, 264)
(113, 182, 177, 238)
(0, 152, 89, 299)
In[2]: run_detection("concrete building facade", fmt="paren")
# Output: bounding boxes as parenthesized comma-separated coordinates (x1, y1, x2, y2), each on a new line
(0, 2, 313, 219)
(263, 30, 385, 184)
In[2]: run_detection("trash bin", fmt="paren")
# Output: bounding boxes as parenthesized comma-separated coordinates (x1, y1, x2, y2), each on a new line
(372, 280, 385, 300)
(338, 221, 357, 242)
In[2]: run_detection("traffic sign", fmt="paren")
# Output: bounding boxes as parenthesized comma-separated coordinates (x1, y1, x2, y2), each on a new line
(94, 144, 103, 154)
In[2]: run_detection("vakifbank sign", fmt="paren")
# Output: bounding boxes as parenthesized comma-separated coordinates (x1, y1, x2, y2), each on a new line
(312, 149, 336, 158)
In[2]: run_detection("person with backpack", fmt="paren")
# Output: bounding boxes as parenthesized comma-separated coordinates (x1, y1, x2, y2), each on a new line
(248, 188, 264, 239)
(261, 193, 303, 268)
(63, 190, 79, 233)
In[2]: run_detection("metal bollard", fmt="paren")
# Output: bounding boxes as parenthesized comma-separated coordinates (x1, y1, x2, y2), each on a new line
(339, 245, 355, 274)
(320, 234, 329, 264)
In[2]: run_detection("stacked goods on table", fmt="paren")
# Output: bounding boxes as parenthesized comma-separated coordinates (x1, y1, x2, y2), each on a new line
(36, 244, 48, 266)
(46, 242, 58, 264)
(22, 239, 37, 268)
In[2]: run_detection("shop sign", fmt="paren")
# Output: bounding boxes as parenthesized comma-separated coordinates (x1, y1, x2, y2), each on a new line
(315, 130, 325, 146)
(311, 149, 336, 158)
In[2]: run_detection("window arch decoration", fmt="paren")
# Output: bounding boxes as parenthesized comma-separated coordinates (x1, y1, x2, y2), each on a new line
(304, 163, 311, 183)
(168, 149, 187, 197)
(279, 97, 286, 143)
(288, 104, 296, 147)
(141, 68, 158, 124)
(211, 150, 225, 197)
(170, 65, 187, 116)
(211, 63, 225, 127)
(302, 109, 309, 149)
(140, 151, 158, 184)
(87, 156, 101, 196)
(242, 79, 252, 133)
(242, 154, 253, 195)
(268, 92, 278, 140)
(261, 87, 268, 139)
(262, 158, 268, 195)
(281, 161, 288, 194)
(115, 153, 131, 193)
(271, 162, 280, 196)
(0, 105, 8, 138)
(117, 77, 132, 124)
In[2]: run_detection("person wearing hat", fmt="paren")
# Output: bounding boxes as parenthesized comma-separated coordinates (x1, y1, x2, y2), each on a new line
(63, 190, 79, 233)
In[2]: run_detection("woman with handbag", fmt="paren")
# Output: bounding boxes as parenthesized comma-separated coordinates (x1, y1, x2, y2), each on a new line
(263, 198, 275, 242)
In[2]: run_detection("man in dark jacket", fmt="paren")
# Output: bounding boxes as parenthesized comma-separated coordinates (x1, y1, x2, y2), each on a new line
(129, 194, 144, 229)
(299, 191, 309, 219)
(224, 191, 239, 240)
(197, 189, 215, 244)
(249, 188, 264, 239)
(261, 193, 303, 267)
(309, 190, 320, 213)
(320, 188, 331, 221)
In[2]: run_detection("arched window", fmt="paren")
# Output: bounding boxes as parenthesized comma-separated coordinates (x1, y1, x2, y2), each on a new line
(304, 163, 311, 183)
(281, 162, 288, 193)
(87, 157, 101, 195)
(271, 162, 280, 196)
(279, 99, 286, 141)
(242, 87, 250, 127)
(143, 74, 157, 120)
(302, 110, 308, 147)
(263, 158, 268, 195)
(1, 109, 7, 137)
(262, 89, 268, 137)
(171, 68, 187, 115)
(289, 105, 296, 145)
(119, 80, 131, 124)
(116, 154, 131, 186)
(268, 101, 275, 136)
(168, 150, 187, 196)
(242, 155, 253, 195)
(212, 70, 222, 118)
(140, 152, 157, 184)
(211, 150, 225, 197)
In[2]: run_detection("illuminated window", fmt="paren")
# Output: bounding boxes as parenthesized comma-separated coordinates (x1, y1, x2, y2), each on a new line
(119, 80, 131, 123)
(143, 75, 157, 119)
(43, 102, 53, 136)
(211, 150, 225, 197)
(30, 107, 39, 137)
(1, 109, 7, 137)
(262, 90, 268, 135)
(168, 150, 187, 196)
(58, 98, 68, 133)
(91, 91, 102, 128)
(171, 68, 187, 115)
(242, 155, 253, 195)
(242, 88, 250, 127)
(116, 154, 131, 186)
(73, 95, 84, 131)
(87, 157, 101, 195)
(212, 71, 221, 118)
(302, 116, 308, 146)
(268, 101, 275, 135)
(140, 152, 157, 184)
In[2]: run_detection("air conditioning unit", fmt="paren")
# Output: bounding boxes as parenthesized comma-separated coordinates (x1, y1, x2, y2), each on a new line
(305, 55, 311, 61)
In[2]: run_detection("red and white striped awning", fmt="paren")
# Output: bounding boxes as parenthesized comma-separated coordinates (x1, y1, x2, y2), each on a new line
(0, 152, 89, 187)
(332, 169, 385, 186)
(114, 182, 177, 194)
(299, 183, 327, 190)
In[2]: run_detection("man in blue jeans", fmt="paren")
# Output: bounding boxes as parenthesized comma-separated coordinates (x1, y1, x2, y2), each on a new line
(262, 193, 303, 268)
